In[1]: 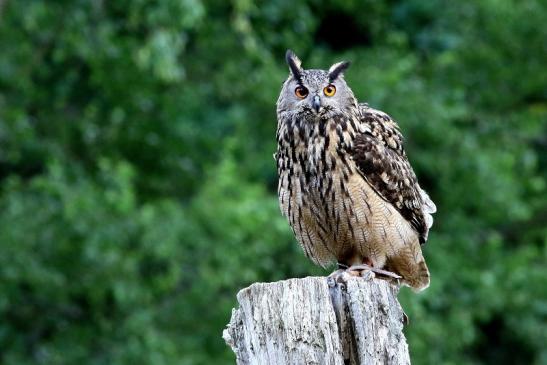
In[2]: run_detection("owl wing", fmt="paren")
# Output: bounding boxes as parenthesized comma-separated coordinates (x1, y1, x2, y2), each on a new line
(351, 105, 436, 243)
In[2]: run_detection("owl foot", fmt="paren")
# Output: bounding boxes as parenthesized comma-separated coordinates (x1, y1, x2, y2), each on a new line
(331, 264, 408, 325)
(327, 269, 352, 287)
(347, 264, 402, 280)
(337, 263, 402, 286)
(360, 269, 375, 281)
(331, 263, 402, 283)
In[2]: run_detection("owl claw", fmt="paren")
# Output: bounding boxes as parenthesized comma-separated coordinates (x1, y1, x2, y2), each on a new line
(327, 268, 352, 288)
(360, 270, 375, 281)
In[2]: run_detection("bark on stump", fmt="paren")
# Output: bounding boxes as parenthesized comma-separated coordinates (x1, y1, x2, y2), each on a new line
(223, 275, 410, 365)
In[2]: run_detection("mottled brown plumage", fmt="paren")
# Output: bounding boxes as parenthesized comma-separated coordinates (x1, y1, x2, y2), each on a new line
(276, 51, 436, 290)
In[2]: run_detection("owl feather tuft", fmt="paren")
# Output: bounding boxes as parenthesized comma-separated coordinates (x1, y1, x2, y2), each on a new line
(285, 49, 303, 82)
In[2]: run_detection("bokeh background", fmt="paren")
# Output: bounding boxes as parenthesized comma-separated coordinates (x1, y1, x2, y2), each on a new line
(0, 0, 546, 364)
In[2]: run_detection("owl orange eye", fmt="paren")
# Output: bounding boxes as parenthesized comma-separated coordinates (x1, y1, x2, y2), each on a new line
(295, 86, 309, 99)
(323, 84, 336, 97)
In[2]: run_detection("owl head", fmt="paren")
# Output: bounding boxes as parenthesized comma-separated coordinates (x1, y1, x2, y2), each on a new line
(277, 50, 357, 123)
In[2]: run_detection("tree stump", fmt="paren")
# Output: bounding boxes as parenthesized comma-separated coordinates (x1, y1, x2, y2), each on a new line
(223, 275, 410, 364)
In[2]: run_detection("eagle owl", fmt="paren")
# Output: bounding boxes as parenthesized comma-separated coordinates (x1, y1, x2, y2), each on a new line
(275, 50, 436, 290)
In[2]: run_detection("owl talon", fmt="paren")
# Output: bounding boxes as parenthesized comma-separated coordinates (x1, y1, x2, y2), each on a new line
(360, 270, 375, 281)
(328, 268, 353, 286)
(327, 269, 344, 287)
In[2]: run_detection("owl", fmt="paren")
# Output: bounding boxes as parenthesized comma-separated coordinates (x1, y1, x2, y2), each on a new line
(275, 50, 436, 290)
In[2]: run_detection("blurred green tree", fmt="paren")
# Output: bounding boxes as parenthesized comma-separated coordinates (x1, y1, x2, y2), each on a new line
(0, 0, 545, 364)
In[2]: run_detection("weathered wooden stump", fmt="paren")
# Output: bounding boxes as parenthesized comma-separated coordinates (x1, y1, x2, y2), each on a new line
(223, 275, 410, 364)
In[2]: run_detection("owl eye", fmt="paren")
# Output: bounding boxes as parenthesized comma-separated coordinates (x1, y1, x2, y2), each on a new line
(323, 84, 336, 97)
(295, 86, 309, 99)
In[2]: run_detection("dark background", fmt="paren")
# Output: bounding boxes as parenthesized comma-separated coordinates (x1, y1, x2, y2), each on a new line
(0, 0, 546, 364)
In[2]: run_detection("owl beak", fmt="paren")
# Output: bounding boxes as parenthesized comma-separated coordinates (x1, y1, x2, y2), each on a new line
(312, 95, 321, 113)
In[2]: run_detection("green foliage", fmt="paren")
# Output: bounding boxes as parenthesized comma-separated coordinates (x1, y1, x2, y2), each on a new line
(0, 0, 545, 364)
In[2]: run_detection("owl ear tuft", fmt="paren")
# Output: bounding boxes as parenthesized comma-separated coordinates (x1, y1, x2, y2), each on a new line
(328, 61, 351, 82)
(285, 49, 303, 82)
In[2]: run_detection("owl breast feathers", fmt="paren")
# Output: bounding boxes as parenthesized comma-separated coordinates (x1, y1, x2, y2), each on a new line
(275, 50, 436, 290)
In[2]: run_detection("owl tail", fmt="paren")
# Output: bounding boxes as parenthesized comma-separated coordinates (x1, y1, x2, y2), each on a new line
(387, 243, 430, 291)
